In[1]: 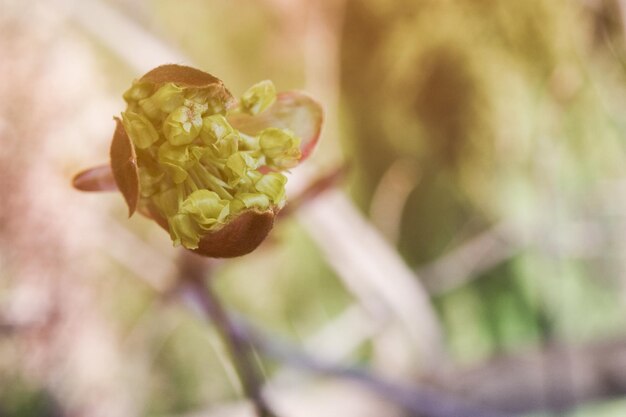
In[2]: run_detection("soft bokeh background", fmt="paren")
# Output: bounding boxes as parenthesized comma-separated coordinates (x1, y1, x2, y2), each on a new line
(3, 0, 626, 416)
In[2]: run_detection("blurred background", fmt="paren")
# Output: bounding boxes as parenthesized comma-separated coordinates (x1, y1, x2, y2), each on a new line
(3, 0, 626, 416)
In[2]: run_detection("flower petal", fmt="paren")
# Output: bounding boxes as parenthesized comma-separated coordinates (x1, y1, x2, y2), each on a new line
(228, 91, 323, 162)
(110, 117, 140, 217)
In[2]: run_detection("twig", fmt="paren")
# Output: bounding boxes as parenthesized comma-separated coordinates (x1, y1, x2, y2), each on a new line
(175, 251, 510, 417)
(173, 250, 626, 416)
(237, 318, 514, 417)
(177, 252, 277, 417)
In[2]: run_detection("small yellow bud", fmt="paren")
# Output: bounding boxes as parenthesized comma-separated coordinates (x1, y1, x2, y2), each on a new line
(163, 105, 203, 146)
(226, 152, 259, 180)
(259, 128, 301, 169)
(240, 80, 276, 115)
(233, 193, 271, 211)
(180, 189, 230, 230)
(139, 83, 185, 119)
(169, 212, 201, 249)
(200, 114, 234, 145)
(123, 82, 153, 103)
(157, 142, 195, 184)
(121, 111, 159, 149)
(255, 173, 287, 205)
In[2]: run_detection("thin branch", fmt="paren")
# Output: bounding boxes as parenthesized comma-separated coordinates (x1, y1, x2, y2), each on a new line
(174, 251, 509, 417)
(174, 250, 626, 417)
(177, 252, 277, 417)
(240, 320, 515, 417)
(427, 338, 626, 414)
(188, 297, 626, 416)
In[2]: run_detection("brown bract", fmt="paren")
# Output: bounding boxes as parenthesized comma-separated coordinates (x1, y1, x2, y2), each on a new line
(110, 117, 139, 216)
(194, 209, 276, 257)
(144, 203, 276, 258)
(140, 64, 235, 108)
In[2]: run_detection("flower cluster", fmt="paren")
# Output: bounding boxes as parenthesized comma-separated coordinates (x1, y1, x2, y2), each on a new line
(120, 70, 301, 251)
(73, 65, 322, 258)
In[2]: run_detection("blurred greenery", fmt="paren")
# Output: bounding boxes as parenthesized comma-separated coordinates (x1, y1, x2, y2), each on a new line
(0, 380, 62, 417)
(341, 0, 626, 365)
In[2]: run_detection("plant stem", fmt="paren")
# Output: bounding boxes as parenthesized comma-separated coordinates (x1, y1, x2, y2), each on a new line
(178, 253, 276, 417)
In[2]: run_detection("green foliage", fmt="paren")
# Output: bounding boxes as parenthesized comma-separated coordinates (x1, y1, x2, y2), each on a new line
(341, 0, 626, 367)
(0, 380, 62, 417)
(216, 221, 351, 337)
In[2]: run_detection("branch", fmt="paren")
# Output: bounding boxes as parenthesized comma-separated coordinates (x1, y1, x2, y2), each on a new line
(177, 252, 277, 417)
(427, 338, 626, 414)
(241, 320, 514, 417)
(174, 251, 512, 417)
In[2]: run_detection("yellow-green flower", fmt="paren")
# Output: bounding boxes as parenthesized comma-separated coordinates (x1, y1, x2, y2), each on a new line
(121, 111, 159, 149)
(259, 128, 301, 170)
(240, 80, 276, 115)
(119, 66, 298, 252)
(73, 64, 323, 258)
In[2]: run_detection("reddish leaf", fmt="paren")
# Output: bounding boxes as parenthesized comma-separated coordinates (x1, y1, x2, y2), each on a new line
(228, 91, 323, 161)
(72, 164, 117, 192)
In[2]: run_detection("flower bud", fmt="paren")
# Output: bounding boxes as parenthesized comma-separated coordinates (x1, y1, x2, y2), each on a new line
(157, 142, 195, 184)
(163, 104, 204, 146)
(255, 172, 287, 205)
(121, 111, 159, 149)
(231, 193, 271, 212)
(240, 80, 276, 115)
(200, 114, 235, 145)
(259, 128, 301, 169)
(168, 212, 201, 249)
(226, 151, 259, 181)
(180, 189, 230, 230)
(123, 82, 153, 102)
(139, 83, 185, 119)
